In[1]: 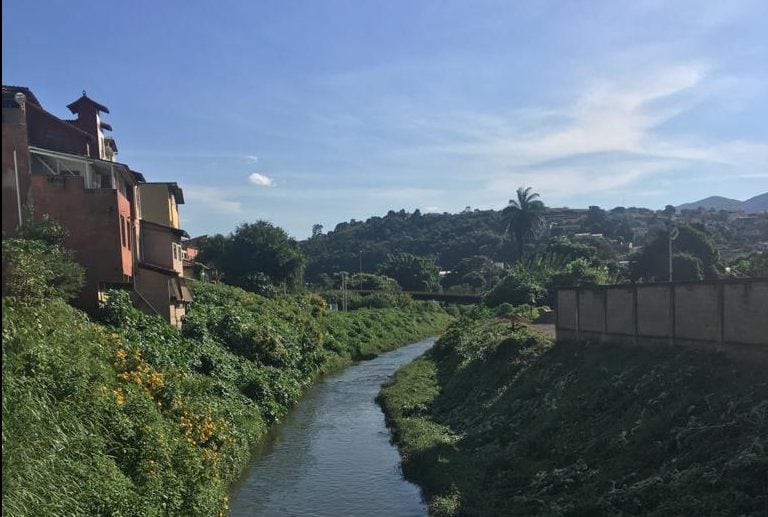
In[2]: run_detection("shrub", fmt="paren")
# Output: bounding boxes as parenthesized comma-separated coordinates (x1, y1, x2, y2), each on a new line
(549, 257, 614, 287)
(3, 280, 452, 516)
(2, 238, 84, 302)
(483, 268, 546, 307)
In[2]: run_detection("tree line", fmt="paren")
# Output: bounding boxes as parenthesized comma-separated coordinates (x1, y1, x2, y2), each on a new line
(192, 187, 766, 306)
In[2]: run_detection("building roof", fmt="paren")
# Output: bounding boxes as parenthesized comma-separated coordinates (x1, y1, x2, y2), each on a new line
(2, 85, 42, 106)
(139, 262, 179, 276)
(100, 121, 113, 131)
(129, 169, 146, 183)
(67, 92, 110, 114)
(5, 87, 97, 143)
(140, 219, 190, 238)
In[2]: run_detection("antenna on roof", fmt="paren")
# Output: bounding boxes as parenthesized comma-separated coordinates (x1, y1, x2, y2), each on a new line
(82, 90, 87, 97)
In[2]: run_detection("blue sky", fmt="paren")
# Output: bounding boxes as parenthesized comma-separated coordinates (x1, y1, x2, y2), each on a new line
(3, 1, 767, 238)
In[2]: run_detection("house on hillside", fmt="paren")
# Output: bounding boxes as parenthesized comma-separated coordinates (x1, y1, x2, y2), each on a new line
(180, 243, 212, 282)
(1, 85, 191, 327)
(135, 182, 192, 327)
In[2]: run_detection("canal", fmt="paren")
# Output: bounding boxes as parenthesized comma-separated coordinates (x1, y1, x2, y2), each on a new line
(229, 338, 435, 517)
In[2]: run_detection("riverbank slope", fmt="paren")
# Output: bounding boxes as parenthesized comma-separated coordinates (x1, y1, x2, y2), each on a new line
(378, 309, 767, 516)
(2, 282, 451, 516)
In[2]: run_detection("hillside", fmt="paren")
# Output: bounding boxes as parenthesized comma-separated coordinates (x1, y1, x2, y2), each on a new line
(743, 193, 768, 213)
(2, 282, 451, 516)
(378, 312, 768, 516)
(677, 193, 768, 213)
(300, 209, 508, 281)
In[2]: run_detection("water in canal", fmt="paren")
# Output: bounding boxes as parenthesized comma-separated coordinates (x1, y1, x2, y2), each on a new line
(229, 338, 434, 517)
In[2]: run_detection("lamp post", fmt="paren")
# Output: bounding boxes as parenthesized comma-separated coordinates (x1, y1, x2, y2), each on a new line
(341, 272, 348, 312)
(667, 221, 679, 282)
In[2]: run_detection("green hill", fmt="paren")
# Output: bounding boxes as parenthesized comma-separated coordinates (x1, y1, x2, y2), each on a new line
(300, 209, 508, 282)
(378, 311, 768, 516)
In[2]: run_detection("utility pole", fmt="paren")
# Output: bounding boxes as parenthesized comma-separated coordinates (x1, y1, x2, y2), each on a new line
(341, 273, 348, 312)
(359, 250, 363, 293)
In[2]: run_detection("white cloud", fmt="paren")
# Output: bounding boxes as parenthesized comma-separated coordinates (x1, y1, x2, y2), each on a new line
(246, 155, 259, 163)
(423, 206, 441, 213)
(248, 172, 275, 187)
(183, 186, 242, 214)
(373, 61, 766, 207)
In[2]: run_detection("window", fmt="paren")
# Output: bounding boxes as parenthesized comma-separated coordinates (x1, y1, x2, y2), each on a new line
(119, 216, 126, 246)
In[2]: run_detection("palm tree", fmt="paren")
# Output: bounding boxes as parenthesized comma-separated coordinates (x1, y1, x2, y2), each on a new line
(502, 187, 545, 260)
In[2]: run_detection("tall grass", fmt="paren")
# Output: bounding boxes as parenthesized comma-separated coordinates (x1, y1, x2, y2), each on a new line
(2, 282, 452, 516)
(379, 310, 768, 516)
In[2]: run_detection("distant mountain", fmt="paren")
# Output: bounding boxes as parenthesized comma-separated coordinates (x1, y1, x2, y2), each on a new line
(742, 193, 768, 213)
(677, 193, 767, 213)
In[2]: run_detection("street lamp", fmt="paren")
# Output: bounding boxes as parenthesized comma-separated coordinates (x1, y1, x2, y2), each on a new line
(667, 221, 679, 282)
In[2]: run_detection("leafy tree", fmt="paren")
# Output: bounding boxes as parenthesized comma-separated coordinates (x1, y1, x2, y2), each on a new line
(442, 255, 504, 291)
(17, 214, 68, 245)
(670, 253, 704, 282)
(663, 204, 677, 217)
(197, 234, 228, 271)
(729, 252, 768, 278)
(378, 253, 440, 291)
(550, 258, 614, 287)
(501, 187, 545, 260)
(199, 221, 306, 292)
(2, 216, 85, 302)
(630, 224, 721, 282)
(584, 205, 608, 233)
(347, 273, 402, 292)
(483, 266, 547, 307)
(311, 224, 324, 238)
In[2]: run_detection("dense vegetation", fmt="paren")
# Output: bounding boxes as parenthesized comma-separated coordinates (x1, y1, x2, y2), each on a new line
(2, 249, 451, 516)
(194, 192, 763, 311)
(379, 311, 768, 516)
(301, 208, 509, 281)
(298, 204, 727, 284)
(197, 221, 306, 294)
(1, 215, 84, 302)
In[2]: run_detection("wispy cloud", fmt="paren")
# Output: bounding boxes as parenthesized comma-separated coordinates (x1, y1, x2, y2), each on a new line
(367, 62, 765, 206)
(246, 155, 259, 163)
(248, 172, 275, 187)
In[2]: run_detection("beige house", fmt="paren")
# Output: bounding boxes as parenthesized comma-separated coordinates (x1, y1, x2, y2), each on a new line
(134, 182, 192, 328)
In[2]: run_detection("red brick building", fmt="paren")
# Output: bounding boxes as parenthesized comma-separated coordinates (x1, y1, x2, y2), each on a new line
(2, 85, 191, 326)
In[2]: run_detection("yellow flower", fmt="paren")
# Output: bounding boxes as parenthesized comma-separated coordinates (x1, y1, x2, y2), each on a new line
(113, 389, 126, 406)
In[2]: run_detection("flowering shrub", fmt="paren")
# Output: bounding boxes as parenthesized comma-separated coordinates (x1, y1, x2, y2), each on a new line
(3, 280, 451, 516)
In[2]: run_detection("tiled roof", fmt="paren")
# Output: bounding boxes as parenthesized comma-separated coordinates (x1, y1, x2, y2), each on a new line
(2, 85, 42, 106)
(67, 93, 110, 114)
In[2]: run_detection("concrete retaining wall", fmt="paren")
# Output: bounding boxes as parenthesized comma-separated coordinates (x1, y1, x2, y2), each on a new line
(556, 279, 767, 347)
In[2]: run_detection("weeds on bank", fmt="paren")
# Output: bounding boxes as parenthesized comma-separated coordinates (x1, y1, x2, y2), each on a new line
(379, 310, 768, 516)
(2, 282, 451, 516)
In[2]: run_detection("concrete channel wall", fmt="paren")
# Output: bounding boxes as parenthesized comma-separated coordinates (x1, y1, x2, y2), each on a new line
(556, 279, 768, 347)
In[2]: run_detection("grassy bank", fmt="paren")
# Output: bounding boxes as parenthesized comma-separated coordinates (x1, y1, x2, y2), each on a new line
(378, 309, 768, 516)
(2, 282, 451, 516)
